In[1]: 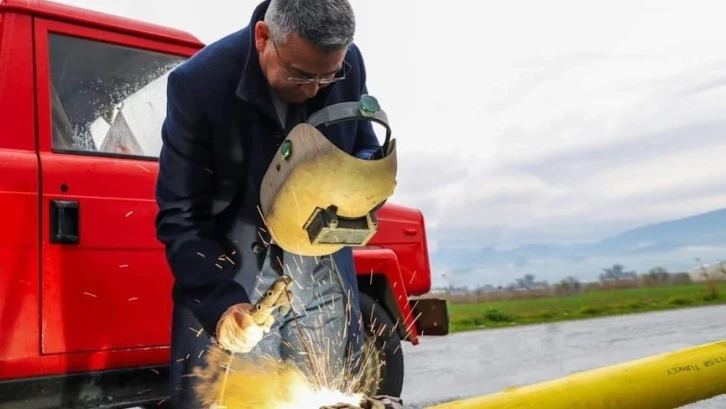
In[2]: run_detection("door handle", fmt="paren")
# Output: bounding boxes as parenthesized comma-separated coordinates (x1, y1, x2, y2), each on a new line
(50, 200, 79, 244)
(404, 228, 418, 236)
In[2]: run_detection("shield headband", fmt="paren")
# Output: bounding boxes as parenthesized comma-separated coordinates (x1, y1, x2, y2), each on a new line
(259, 95, 398, 257)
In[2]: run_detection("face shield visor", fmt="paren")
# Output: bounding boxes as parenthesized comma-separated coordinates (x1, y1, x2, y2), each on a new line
(260, 95, 397, 256)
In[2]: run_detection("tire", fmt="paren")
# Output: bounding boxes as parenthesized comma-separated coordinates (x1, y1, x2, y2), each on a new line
(358, 292, 404, 397)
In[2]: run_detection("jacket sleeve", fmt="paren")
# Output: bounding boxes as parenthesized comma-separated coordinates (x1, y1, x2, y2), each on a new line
(351, 47, 383, 160)
(155, 69, 250, 337)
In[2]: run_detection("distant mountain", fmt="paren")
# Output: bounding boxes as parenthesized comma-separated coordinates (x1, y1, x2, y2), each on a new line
(430, 208, 726, 287)
(595, 207, 726, 253)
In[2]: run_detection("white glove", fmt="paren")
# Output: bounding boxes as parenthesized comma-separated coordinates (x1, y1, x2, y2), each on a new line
(215, 303, 267, 354)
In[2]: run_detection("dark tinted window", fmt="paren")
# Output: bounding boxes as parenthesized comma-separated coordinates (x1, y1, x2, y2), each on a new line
(48, 33, 186, 158)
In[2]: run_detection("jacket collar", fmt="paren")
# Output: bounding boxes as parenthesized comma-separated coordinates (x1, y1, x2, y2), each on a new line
(235, 0, 338, 124)
(235, 1, 275, 119)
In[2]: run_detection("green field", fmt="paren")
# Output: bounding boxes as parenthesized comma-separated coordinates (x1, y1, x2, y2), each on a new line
(449, 282, 726, 333)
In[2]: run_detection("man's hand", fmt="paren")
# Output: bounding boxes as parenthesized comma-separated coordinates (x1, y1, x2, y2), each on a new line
(361, 396, 404, 409)
(215, 276, 293, 354)
(215, 303, 267, 354)
(319, 395, 403, 409)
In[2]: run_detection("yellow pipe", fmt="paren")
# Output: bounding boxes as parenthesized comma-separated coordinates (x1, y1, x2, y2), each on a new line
(426, 340, 726, 409)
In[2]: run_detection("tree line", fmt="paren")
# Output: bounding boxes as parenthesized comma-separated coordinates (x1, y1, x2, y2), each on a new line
(434, 261, 726, 299)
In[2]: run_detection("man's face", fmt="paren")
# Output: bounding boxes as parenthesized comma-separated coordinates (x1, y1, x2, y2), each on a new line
(255, 21, 348, 104)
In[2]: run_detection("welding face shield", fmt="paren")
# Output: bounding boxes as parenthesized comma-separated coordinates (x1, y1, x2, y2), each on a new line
(259, 95, 397, 257)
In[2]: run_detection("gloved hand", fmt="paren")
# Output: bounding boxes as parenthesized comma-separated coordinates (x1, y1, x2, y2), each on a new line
(362, 396, 404, 409)
(320, 395, 403, 409)
(215, 303, 268, 354)
(215, 276, 293, 354)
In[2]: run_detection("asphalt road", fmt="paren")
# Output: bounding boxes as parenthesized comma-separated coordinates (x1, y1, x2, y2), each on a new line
(400, 304, 726, 409)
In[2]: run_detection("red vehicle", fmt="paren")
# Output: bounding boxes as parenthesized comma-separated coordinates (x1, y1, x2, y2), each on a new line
(0, 1, 448, 407)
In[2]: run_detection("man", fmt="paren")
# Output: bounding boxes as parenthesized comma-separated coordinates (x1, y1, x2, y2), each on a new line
(154, 0, 381, 407)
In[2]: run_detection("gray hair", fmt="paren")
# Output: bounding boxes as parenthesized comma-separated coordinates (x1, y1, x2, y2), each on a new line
(264, 0, 356, 52)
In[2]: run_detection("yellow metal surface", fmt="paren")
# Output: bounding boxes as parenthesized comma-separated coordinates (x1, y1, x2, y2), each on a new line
(427, 340, 726, 409)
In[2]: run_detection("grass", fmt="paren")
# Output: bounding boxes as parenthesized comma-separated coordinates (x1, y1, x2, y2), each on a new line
(448, 282, 726, 333)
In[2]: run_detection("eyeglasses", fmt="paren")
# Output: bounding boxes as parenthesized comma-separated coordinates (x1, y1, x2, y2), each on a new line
(272, 39, 349, 85)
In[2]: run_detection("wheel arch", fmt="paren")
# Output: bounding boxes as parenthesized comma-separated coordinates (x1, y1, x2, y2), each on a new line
(357, 273, 411, 343)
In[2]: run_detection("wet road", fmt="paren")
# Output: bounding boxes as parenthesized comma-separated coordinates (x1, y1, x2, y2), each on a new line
(400, 305, 726, 409)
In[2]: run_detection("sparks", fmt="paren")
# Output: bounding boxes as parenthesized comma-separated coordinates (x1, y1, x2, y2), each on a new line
(194, 351, 366, 409)
(409, 270, 418, 284)
(188, 233, 387, 409)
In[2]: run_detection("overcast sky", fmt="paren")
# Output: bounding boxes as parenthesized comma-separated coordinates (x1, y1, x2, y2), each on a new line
(57, 0, 726, 251)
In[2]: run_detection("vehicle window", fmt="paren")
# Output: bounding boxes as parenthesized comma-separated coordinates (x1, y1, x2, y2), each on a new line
(48, 33, 187, 159)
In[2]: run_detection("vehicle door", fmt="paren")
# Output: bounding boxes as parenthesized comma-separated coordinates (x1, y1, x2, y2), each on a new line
(33, 18, 194, 354)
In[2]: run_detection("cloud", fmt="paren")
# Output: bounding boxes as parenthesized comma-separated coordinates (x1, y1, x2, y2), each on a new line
(387, 19, 726, 246)
(55, 0, 726, 282)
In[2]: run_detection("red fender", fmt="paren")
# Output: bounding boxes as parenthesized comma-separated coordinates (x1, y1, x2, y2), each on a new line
(353, 248, 420, 345)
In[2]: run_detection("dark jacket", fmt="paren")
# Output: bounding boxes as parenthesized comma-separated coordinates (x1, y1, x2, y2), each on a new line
(155, 0, 380, 337)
